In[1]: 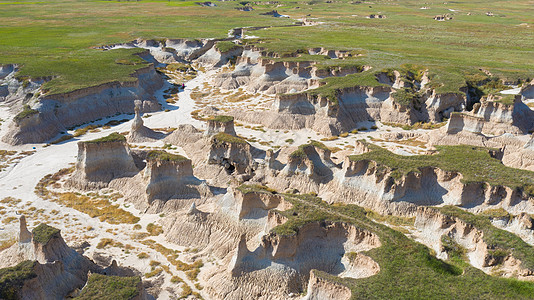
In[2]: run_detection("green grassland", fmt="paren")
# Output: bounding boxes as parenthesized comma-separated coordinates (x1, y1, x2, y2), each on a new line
(32, 223, 60, 244)
(74, 274, 141, 300)
(0, 0, 293, 94)
(270, 193, 534, 299)
(348, 143, 534, 194)
(0, 0, 533, 96)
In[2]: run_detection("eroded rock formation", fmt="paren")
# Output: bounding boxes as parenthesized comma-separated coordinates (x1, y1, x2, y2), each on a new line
(67, 133, 138, 189)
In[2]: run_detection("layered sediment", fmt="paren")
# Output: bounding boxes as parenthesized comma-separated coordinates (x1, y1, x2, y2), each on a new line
(67, 133, 138, 189)
(2, 65, 162, 145)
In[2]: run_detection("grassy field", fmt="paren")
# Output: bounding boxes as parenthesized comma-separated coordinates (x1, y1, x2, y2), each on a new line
(0, 0, 533, 96)
(0, 0, 293, 94)
(270, 192, 534, 299)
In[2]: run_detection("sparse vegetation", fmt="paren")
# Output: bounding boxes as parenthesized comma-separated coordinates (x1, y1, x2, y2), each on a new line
(32, 223, 60, 245)
(212, 133, 246, 145)
(215, 41, 241, 53)
(208, 115, 234, 123)
(75, 274, 140, 300)
(35, 168, 139, 224)
(147, 150, 188, 162)
(14, 105, 38, 122)
(85, 132, 126, 144)
(290, 140, 329, 158)
(146, 223, 163, 236)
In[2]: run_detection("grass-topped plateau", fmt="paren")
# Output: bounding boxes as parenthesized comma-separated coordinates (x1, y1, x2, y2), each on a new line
(212, 132, 246, 145)
(147, 150, 189, 162)
(348, 143, 534, 195)
(31, 223, 60, 245)
(215, 41, 241, 53)
(85, 132, 126, 144)
(290, 140, 329, 158)
(0, 0, 293, 95)
(268, 192, 534, 299)
(208, 115, 234, 123)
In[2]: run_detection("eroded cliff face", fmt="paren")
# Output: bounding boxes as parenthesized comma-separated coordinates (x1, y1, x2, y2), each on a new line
(144, 154, 209, 207)
(258, 143, 339, 194)
(331, 158, 534, 216)
(414, 207, 534, 280)
(162, 187, 287, 259)
(231, 81, 465, 136)
(208, 134, 256, 175)
(2, 65, 162, 145)
(67, 139, 138, 190)
(446, 96, 534, 136)
(204, 221, 380, 299)
(204, 117, 237, 137)
(211, 47, 366, 95)
(301, 270, 352, 300)
(0, 221, 99, 299)
(0, 64, 44, 107)
(0, 219, 148, 299)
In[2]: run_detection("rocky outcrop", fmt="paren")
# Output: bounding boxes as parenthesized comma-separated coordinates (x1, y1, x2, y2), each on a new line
(143, 150, 209, 205)
(67, 133, 138, 189)
(2, 65, 162, 145)
(0, 64, 43, 106)
(521, 79, 534, 100)
(0, 221, 99, 299)
(332, 158, 534, 216)
(205, 221, 380, 299)
(232, 81, 464, 136)
(204, 115, 237, 136)
(228, 185, 292, 220)
(414, 207, 534, 280)
(302, 270, 352, 300)
(196, 43, 243, 69)
(208, 133, 256, 175)
(257, 142, 339, 193)
(211, 48, 366, 95)
(446, 96, 534, 135)
(0, 219, 147, 299)
(127, 100, 164, 143)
